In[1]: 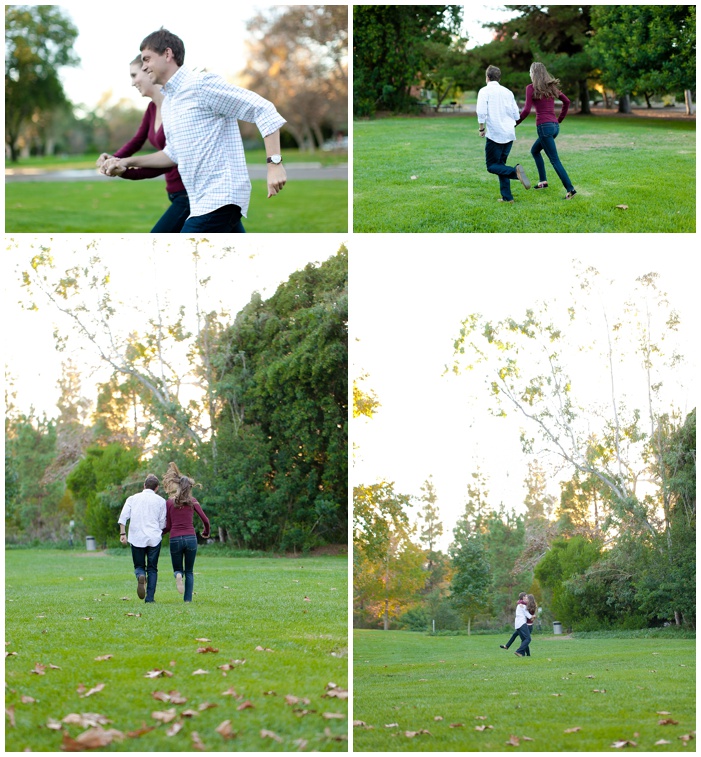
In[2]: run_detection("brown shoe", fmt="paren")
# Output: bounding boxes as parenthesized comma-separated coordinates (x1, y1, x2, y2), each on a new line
(515, 164, 531, 189)
(498, 198, 514, 203)
(137, 574, 146, 600)
(514, 652, 524, 657)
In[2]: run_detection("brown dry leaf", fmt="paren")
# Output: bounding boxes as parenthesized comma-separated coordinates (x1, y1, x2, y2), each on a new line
(449, 723, 464, 728)
(198, 702, 218, 711)
(615, 205, 629, 210)
(551, 693, 563, 697)
(222, 687, 239, 697)
(285, 695, 311, 706)
(126, 723, 155, 738)
(656, 711, 672, 715)
(197, 646, 219, 654)
(261, 729, 283, 743)
(191, 669, 209, 675)
(655, 740, 671, 745)
(144, 669, 173, 678)
(506, 735, 520, 746)
(263, 690, 277, 696)
(353, 720, 369, 727)
(82, 683, 106, 698)
(181, 709, 199, 718)
(46, 717, 63, 730)
(322, 712, 346, 720)
(191, 731, 206, 751)
(659, 718, 679, 725)
(294, 708, 313, 717)
(255, 646, 274, 652)
(611, 740, 637, 748)
(679, 733, 695, 742)
(6, 706, 16, 727)
(323, 726, 348, 741)
(325, 688, 348, 700)
(475, 715, 487, 720)
(475, 725, 487, 732)
(405, 729, 431, 737)
(237, 700, 255, 711)
(62, 713, 112, 728)
(304, 596, 311, 602)
(586, 675, 595, 679)
(63, 726, 125, 751)
(384, 723, 399, 728)
(121, 597, 131, 601)
(294, 738, 308, 749)
(94, 655, 112, 662)
(522, 735, 534, 741)
(195, 637, 211, 642)
(76, 684, 86, 695)
(151, 708, 178, 723)
(31, 662, 47, 675)
(166, 721, 183, 737)
(592, 689, 607, 694)
(434, 716, 443, 721)
(5, 651, 17, 657)
(21, 695, 36, 704)
(169, 691, 187, 704)
(152, 691, 171, 702)
(564, 727, 582, 733)
(215, 720, 237, 739)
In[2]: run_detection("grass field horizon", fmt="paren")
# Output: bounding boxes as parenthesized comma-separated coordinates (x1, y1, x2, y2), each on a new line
(353, 629, 695, 752)
(5, 549, 348, 751)
(353, 114, 696, 233)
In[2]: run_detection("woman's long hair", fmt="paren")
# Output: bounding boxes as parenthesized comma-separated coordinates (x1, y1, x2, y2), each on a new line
(162, 462, 200, 509)
(526, 594, 538, 615)
(530, 62, 562, 100)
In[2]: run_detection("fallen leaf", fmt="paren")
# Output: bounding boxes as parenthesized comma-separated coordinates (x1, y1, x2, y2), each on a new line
(564, 727, 582, 733)
(323, 726, 348, 741)
(62, 727, 125, 750)
(655, 739, 671, 745)
(76, 684, 86, 695)
(322, 712, 346, 720)
(522, 735, 534, 741)
(294, 738, 308, 749)
(191, 731, 206, 751)
(46, 717, 63, 730)
(434, 716, 443, 721)
(474, 716, 487, 720)
(551, 693, 563, 697)
(592, 689, 607, 694)
(656, 711, 672, 715)
(586, 675, 595, 679)
(168, 691, 187, 704)
(215, 720, 237, 739)
(191, 669, 209, 675)
(151, 708, 177, 723)
(126, 723, 155, 738)
(197, 646, 219, 654)
(195, 638, 210, 642)
(198, 702, 218, 711)
(615, 205, 629, 210)
(475, 725, 487, 732)
(255, 646, 274, 652)
(222, 687, 239, 697)
(31, 663, 46, 675)
(679, 733, 695, 742)
(5, 651, 17, 657)
(6, 706, 15, 727)
(62, 714, 112, 728)
(261, 729, 283, 743)
(449, 723, 464, 728)
(121, 597, 131, 601)
(262, 690, 277, 696)
(82, 683, 106, 698)
(285, 695, 311, 706)
(294, 708, 314, 717)
(237, 700, 255, 711)
(611, 740, 637, 748)
(659, 718, 679, 725)
(125, 612, 142, 617)
(405, 729, 431, 737)
(165, 722, 183, 737)
(384, 723, 399, 728)
(506, 735, 520, 746)
(144, 669, 173, 678)
(94, 655, 112, 662)
(21, 695, 36, 704)
(325, 687, 349, 699)
(181, 709, 199, 718)
(152, 691, 171, 702)
(82, 618, 93, 622)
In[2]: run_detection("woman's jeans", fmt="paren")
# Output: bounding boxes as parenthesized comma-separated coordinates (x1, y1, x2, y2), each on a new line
(170, 534, 198, 602)
(531, 122, 574, 192)
(515, 623, 532, 656)
(151, 190, 190, 233)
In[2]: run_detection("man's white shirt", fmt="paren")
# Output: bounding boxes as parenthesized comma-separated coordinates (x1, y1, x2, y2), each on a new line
(161, 67, 287, 218)
(476, 80, 520, 144)
(118, 488, 166, 548)
(514, 603, 533, 629)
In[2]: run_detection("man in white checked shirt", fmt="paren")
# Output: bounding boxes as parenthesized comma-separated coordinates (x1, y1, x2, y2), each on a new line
(103, 28, 287, 232)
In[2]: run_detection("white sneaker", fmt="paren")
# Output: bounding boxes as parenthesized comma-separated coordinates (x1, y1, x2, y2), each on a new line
(175, 573, 184, 594)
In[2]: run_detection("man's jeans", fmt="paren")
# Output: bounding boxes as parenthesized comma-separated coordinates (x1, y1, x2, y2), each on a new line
(485, 138, 517, 201)
(531, 122, 574, 192)
(170, 534, 198, 602)
(151, 190, 190, 233)
(131, 542, 161, 602)
(515, 623, 532, 656)
(180, 203, 246, 233)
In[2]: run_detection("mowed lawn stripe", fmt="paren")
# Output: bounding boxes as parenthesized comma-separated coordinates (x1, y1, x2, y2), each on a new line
(353, 630, 695, 752)
(5, 549, 348, 752)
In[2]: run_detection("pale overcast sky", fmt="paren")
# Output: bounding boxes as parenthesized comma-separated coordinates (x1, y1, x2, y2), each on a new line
(350, 239, 698, 551)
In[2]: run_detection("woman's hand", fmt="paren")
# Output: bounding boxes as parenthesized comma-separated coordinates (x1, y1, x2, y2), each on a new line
(96, 153, 112, 168)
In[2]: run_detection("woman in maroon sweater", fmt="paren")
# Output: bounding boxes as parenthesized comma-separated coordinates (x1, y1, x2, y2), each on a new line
(162, 463, 210, 602)
(516, 62, 576, 199)
(96, 55, 190, 231)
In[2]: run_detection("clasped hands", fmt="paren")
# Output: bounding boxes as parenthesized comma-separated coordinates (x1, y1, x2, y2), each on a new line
(96, 153, 127, 177)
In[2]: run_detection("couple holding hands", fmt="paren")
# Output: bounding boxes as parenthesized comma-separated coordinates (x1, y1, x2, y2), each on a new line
(118, 463, 210, 604)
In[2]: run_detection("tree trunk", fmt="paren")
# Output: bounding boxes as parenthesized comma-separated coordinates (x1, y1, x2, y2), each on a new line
(467, 616, 471, 636)
(218, 526, 226, 543)
(578, 80, 591, 115)
(383, 599, 389, 630)
(618, 94, 632, 114)
(684, 90, 693, 115)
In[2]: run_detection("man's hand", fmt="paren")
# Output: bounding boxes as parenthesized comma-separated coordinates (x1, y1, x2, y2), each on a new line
(101, 158, 127, 177)
(479, 127, 486, 139)
(120, 533, 127, 545)
(96, 153, 112, 168)
(267, 163, 287, 198)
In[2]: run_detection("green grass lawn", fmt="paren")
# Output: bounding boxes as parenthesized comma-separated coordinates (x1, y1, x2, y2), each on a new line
(4, 178, 348, 233)
(353, 630, 695, 752)
(5, 549, 348, 751)
(353, 115, 696, 232)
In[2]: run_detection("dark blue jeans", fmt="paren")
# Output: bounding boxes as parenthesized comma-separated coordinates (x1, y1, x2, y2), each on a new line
(170, 534, 198, 602)
(485, 138, 518, 201)
(180, 203, 246, 233)
(531, 122, 574, 192)
(151, 190, 190, 233)
(515, 623, 532, 656)
(131, 542, 161, 602)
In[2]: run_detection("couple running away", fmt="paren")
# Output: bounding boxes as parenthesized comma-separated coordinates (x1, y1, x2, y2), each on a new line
(477, 62, 576, 203)
(501, 592, 538, 657)
(97, 28, 287, 233)
(118, 463, 210, 603)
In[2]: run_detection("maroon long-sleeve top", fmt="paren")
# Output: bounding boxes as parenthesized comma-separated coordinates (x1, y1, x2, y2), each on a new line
(113, 101, 185, 194)
(163, 497, 210, 538)
(516, 83, 570, 126)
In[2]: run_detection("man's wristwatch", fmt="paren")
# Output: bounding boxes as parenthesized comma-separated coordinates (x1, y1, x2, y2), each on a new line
(266, 154, 283, 165)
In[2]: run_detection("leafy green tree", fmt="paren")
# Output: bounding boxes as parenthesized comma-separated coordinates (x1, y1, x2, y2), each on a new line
(5, 5, 80, 161)
(589, 6, 696, 112)
(353, 5, 463, 115)
(66, 444, 142, 546)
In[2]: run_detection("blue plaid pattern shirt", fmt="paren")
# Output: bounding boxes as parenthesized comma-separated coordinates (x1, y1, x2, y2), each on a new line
(161, 66, 287, 218)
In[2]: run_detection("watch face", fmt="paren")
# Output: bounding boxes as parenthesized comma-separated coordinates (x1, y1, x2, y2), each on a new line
(269, 154, 282, 164)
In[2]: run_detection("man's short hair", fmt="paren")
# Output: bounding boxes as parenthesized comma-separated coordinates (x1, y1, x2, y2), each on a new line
(140, 28, 185, 67)
(144, 474, 159, 490)
(486, 65, 501, 82)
